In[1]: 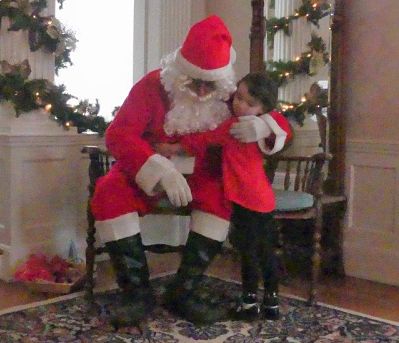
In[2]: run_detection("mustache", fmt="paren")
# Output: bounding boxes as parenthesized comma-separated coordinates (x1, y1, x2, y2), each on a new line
(178, 80, 217, 102)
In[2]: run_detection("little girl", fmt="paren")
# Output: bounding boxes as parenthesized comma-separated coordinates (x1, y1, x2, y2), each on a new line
(156, 72, 291, 321)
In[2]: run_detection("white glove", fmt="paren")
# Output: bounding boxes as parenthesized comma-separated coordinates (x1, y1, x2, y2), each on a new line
(159, 169, 192, 207)
(230, 115, 272, 143)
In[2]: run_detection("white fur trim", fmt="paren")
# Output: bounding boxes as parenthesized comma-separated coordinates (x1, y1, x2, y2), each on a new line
(135, 154, 175, 195)
(190, 210, 230, 242)
(258, 113, 288, 155)
(170, 155, 195, 174)
(95, 212, 140, 244)
(175, 47, 236, 82)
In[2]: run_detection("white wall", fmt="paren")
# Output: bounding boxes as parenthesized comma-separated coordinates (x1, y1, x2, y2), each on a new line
(140, 0, 250, 82)
(342, 1, 399, 286)
(206, 0, 251, 80)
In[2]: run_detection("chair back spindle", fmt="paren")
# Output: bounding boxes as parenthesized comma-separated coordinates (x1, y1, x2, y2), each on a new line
(266, 153, 331, 195)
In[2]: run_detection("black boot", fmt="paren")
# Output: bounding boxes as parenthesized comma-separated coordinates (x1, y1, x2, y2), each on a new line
(163, 231, 226, 324)
(105, 234, 155, 329)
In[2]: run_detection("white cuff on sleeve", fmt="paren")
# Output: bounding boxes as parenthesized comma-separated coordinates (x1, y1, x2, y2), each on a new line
(135, 154, 175, 195)
(257, 113, 288, 155)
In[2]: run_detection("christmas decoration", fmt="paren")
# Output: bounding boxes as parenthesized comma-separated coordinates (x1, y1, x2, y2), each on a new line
(266, 0, 332, 47)
(0, 1, 110, 134)
(265, 0, 332, 125)
(14, 253, 86, 294)
(0, 60, 108, 134)
(0, 0, 77, 73)
(266, 33, 329, 86)
(277, 81, 328, 124)
(14, 253, 78, 283)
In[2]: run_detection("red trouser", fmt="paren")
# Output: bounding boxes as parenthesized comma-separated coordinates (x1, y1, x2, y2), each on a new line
(91, 162, 231, 222)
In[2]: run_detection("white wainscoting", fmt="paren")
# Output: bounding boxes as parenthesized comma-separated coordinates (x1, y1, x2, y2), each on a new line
(345, 139, 399, 286)
(0, 133, 103, 280)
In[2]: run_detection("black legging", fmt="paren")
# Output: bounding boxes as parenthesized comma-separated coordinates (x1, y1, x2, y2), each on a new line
(229, 203, 280, 296)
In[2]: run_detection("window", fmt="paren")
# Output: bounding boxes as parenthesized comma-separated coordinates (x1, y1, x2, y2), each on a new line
(56, 1, 134, 121)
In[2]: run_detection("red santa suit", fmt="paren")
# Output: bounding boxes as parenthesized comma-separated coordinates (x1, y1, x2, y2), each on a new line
(91, 69, 234, 241)
(90, 15, 290, 245)
(180, 111, 291, 214)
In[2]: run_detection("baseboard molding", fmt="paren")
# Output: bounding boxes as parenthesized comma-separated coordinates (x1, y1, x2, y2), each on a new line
(344, 243, 399, 287)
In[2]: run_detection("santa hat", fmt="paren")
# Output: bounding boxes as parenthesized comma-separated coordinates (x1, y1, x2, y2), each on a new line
(175, 15, 236, 82)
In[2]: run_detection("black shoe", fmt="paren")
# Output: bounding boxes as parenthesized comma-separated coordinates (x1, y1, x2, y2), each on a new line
(262, 292, 280, 320)
(230, 293, 260, 322)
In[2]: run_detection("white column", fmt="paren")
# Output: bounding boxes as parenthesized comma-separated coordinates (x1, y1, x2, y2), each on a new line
(0, 2, 55, 81)
(146, 0, 192, 73)
(264, 0, 275, 61)
(139, 0, 193, 246)
(273, 0, 323, 156)
(273, 0, 313, 103)
(0, 0, 105, 280)
(0, 0, 65, 135)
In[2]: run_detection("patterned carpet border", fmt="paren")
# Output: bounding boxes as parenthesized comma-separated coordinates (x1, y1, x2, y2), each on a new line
(216, 276, 399, 327)
(0, 273, 398, 342)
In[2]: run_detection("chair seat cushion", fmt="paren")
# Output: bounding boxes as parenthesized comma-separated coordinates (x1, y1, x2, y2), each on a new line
(155, 191, 314, 213)
(273, 189, 314, 212)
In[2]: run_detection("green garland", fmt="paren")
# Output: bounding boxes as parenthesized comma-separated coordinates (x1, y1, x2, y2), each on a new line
(0, 0, 77, 74)
(276, 81, 329, 126)
(266, 0, 332, 46)
(264, 1, 331, 125)
(266, 33, 329, 87)
(0, 1, 109, 135)
(0, 60, 108, 135)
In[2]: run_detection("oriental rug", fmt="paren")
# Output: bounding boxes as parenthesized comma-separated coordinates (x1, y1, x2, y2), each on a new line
(0, 275, 398, 342)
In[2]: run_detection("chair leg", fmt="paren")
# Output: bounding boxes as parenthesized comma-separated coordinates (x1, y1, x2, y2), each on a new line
(84, 202, 96, 304)
(308, 200, 323, 305)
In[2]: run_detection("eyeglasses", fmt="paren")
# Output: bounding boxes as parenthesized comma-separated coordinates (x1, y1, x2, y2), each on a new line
(189, 79, 217, 92)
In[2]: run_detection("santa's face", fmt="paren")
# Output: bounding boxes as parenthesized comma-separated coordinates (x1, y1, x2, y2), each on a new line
(160, 52, 236, 135)
(163, 77, 231, 136)
(186, 79, 217, 98)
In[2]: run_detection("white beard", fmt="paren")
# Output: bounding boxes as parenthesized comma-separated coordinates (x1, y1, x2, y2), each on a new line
(160, 50, 235, 136)
(163, 87, 231, 136)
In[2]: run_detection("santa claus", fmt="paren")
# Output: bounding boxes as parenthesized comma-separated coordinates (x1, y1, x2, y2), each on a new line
(91, 15, 290, 326)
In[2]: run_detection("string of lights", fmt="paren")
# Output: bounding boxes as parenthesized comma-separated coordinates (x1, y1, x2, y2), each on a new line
(0, 0, 76, 73)
(266, 33, 329, 87)
(0, 0, 108, 134)
(266, 0, 332, 125)
(266, 0, 332, 47)
(0, 59, 108, 134)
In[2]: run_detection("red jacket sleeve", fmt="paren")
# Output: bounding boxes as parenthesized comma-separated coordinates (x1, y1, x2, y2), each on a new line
(105, 72, 159, 179)
(179, 117, 237, 156)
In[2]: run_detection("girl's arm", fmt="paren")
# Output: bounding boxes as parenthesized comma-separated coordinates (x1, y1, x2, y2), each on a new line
(179, 117, 237, 156)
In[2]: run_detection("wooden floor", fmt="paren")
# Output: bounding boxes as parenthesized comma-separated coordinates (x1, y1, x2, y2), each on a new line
(1, 251, 399, 323)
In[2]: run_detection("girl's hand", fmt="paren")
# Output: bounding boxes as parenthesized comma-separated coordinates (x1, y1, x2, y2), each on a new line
(153, 143, 184, 158)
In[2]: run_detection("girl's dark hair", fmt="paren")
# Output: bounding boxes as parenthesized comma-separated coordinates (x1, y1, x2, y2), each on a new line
(238, 72, 278, 112)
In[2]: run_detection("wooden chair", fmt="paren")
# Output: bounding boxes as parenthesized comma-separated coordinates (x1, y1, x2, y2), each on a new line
(82, 146, 345, 306)
(81, 146, 191, 303)
(266, 152, 346, 305)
